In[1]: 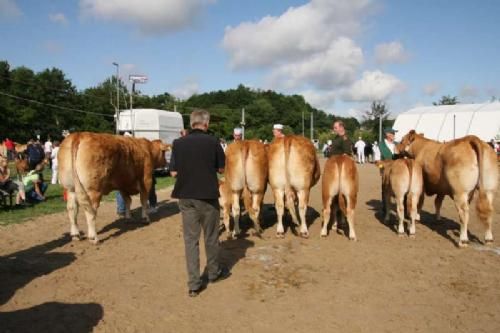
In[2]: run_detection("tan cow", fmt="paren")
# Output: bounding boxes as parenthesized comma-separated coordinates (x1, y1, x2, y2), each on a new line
(398, 131, 498, 247)
(223, 140, 268, 237)
(268, 135, 321, 238)
(58, 132, 169, 244)
(218, 180, 253, 237)
(321, 155, 358, 240)
(376, 158, 423, 237)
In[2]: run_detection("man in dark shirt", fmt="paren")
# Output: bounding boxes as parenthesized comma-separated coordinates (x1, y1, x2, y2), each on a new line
(170, 109, 230, 297)
(327, 120, 353, 157)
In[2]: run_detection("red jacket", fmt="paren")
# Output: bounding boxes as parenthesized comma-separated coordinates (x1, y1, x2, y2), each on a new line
(4, 139, 14, 150)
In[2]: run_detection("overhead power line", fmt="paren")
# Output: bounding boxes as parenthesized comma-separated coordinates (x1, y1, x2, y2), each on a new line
(0, 91, 115, 118)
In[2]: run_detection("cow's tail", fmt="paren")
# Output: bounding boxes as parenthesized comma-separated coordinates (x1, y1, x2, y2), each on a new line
(337, 158, 348, 217)
(470, 137, 491, 221)
(71, 134, 95, 213)
(241, 141, 253, 215)
(284, 137, 293, 193)
(404, 158, 414, 214)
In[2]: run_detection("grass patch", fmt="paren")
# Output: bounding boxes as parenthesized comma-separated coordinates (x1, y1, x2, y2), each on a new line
(0, 162, 176, 226)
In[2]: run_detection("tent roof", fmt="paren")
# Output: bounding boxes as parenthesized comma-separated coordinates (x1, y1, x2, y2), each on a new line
(393, 102, 500, 142)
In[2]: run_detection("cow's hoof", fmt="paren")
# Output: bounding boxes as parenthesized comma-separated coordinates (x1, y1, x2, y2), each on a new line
(276, 232, 285, 239)
(320, 233, 328, 238)
(300, 232, 309, 239)
(409, 234, 416, 239)
(349, 236, 357, 241)
(397, 232, 405, 238)
(458, 240, 469, 248)
(71, 234, 82, 241)
(485, 239, 494, 245)
(89, 237, 100, 245)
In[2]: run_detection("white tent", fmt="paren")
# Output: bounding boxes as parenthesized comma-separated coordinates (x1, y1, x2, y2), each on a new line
(393, 102, 500, 142)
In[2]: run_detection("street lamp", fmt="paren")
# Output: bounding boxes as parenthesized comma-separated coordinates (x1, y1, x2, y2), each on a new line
(129, 74, 148, 137)
(112, 62, 120, 134)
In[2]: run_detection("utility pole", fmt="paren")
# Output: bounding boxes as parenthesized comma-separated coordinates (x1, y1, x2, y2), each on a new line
(128, 75, 148, 137)
(241, 108, 246, 140)
(378, 115, 382, 143)
(112, 62, 119, 134)
(310, 112, 314, 140)
(453, 114, 456, 139)
(302, 110, 305, 136)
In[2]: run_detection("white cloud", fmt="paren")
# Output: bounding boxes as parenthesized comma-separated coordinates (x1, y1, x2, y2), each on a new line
(0, 0, 22, 19)
(172, 80, 199, 100)
(49, 13, 68, 25)
(222, 0, 373, 69)
(374, 41, 409, 64)
(80, 0, 214, 35)
(342, 70, 404, 102)
(268, 37, 363, 90)
(459, 84, 479, 98)
(422, 82, 441, 96)
(347, 107, 364, 120)
(301, 89, 336, 112)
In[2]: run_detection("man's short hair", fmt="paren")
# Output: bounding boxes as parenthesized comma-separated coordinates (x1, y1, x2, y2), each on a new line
(190, 109, 210, 128)
(333, 120, 344, 128)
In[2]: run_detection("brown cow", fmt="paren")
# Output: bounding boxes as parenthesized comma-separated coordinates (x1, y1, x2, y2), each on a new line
(218, 180, 253, 237)
(376, 158, 423, 237)
(321, 155, 358, 240)
(268, 135, 321, 238)
(398, 131, 498, 247)
(58, 132, 169, 244)
(223, 140, 268, 237)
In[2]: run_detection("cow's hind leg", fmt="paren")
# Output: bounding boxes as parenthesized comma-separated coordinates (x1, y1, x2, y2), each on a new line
(297, 190, 310, 238)
(408, 192, 419, 238)
(122, 191, 132, 219)
(435, 194, 444, 221)
(231, 191, 242, 238)
(453, 192, 470, 247)
(67, 191, 81, 240)
(139, 190, 150, 223)
(249, 193, 264, 236)
(477, 190, 494, 244)
(321, 195, 333, 238)
(274, 189, 285, 238)
(345, 195, 357, 241)
(396, 195, 405, 236)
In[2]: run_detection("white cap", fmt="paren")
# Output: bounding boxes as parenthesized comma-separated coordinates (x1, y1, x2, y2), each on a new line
(124, 132, 132, 137)
(327, 140, 332, 145)
(273, 124, 284, 130)
(233, 128, 242, 135)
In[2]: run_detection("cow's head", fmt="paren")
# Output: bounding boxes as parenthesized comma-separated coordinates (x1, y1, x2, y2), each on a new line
(396, 130, 422, 157)
(151, 140, 170, 169)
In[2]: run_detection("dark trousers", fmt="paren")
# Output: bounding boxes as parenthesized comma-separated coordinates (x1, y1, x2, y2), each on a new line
(178, 198, 220, 290)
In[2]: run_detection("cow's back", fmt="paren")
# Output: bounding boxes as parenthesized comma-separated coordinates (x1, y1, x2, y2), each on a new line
(245, 140, 268, 193)
(59, 132, 150, 196)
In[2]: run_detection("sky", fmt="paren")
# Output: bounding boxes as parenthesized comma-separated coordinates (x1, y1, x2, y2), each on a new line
(1, 0, 499, 118)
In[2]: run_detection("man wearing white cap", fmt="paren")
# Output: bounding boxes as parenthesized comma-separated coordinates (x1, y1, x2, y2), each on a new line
(233, 128, 243, 141)
(272, 124, 285, 139)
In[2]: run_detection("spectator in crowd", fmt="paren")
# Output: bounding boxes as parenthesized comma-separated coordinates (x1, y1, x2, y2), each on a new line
(51, 140, 60, 184)
(364, 141, 373, 163)
(170, 109, 230, 297)
(220, 139, 227, 152)
(44, 137, 53, 168)
(4, 137, 15, 161)
(272, 124, 285, 139)
(372, 141, 381, 162)
(26, 140, 45, 170)
(23, 163, 47, 202)
(328, 120, 353, 157)
(0, 155, 25, 205)
(354, 137, 366, 164)
(233, 128, 243, 141)
(379, 128, 398, 161)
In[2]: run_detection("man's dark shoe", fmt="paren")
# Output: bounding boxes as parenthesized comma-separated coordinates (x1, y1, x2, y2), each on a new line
(188, 284, 206, 297)
(209, 267, 231, 284)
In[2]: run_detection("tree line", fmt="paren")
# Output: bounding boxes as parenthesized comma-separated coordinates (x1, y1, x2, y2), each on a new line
(1, 60, 430, 144)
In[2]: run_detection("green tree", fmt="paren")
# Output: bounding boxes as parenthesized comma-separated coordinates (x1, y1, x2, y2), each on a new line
(433, 95, 458, 105)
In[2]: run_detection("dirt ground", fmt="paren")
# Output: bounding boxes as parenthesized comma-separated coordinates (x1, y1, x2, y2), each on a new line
(1, 158, 500, 333)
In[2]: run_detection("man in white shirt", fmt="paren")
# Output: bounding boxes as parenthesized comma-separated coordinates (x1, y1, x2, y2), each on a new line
(44, 138, 53, 168)
(354, 137, 366, 164)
